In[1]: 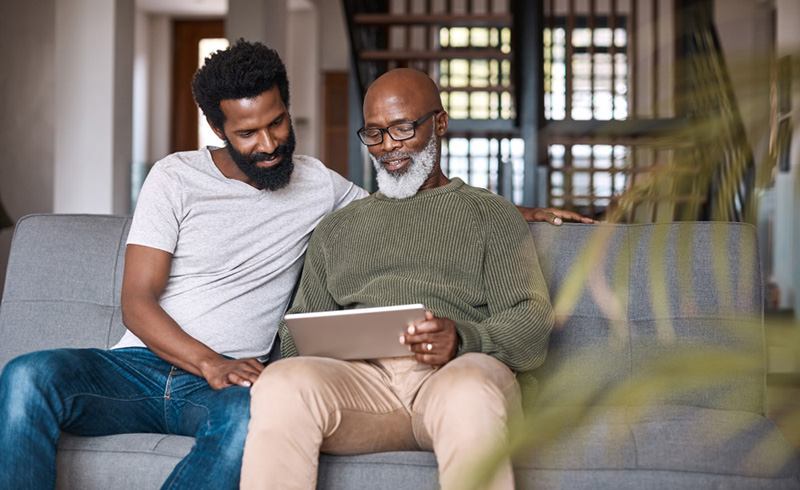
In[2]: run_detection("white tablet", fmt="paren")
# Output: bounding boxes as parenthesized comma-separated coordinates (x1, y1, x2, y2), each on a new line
(284, 304, 426, 360)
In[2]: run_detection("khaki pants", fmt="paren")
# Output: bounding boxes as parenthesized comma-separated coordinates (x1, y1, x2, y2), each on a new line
(240, 353, 521, 490)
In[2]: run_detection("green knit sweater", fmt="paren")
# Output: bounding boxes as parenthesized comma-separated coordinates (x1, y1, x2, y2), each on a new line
(279, 178, 553, 384)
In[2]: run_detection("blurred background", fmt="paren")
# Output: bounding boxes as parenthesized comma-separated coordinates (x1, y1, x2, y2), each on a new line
(0, 0, 797, 391)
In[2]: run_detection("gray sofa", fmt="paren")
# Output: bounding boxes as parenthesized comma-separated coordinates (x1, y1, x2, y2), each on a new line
(1, 213, 798, 489)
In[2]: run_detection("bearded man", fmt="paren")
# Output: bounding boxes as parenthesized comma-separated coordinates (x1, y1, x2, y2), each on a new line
(240, 68, 555, 490)
(0, 41, 367, 489)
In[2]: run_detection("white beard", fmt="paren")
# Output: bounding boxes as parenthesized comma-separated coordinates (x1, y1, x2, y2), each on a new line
(370, 131, 438, 199)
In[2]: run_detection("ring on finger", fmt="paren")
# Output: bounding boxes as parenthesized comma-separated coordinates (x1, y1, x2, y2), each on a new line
(426, 343, 433, 352)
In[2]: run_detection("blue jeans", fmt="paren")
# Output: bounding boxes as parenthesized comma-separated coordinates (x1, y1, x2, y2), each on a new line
(0, 347, 252, 489)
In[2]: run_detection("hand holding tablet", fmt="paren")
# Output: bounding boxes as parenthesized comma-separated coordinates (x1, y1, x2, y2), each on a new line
(399, 311, 460, 367)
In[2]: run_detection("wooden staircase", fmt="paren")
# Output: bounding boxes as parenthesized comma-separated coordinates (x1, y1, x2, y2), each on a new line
(340, 0, 757, 224)
(343, 1, 516, 105)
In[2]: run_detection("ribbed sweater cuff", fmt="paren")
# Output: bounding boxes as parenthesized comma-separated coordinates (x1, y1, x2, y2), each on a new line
(454, 321, 483, 355)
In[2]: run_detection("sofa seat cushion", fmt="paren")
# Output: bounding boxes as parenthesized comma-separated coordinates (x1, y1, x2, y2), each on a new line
(318, 451, 439, 489)
(56, 433, 193, 489)
(53, 405, 800, 489)
(515, 405, 800, 489)
(55, 434, 442, 490)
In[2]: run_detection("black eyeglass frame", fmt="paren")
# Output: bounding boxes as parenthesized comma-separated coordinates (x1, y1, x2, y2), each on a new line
(356, 110, 440, 146)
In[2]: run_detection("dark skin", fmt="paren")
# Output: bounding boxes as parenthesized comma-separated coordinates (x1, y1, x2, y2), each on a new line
(363, 68, 591, 367)
(525, 207, 595, 225)
(209, 86, 293, 184)
(120, 87, 292, 389)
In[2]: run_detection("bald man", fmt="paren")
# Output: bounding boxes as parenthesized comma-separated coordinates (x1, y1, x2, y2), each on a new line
(239, 68, 554, 490)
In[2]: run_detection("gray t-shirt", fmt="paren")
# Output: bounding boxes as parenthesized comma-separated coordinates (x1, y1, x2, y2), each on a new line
(112, 148, 367, 360)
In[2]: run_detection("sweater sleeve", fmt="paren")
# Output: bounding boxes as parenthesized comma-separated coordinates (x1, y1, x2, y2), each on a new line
(278, 226, 341, 358)
(454, 200, 554, 372)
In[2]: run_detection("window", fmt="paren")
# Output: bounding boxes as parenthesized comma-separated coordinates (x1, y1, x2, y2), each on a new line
(442, 135, 525, 203)
(437, 26, 524, 204)
(439, 27, 514, 120)
(548, 144, 628, 210)
(544, 20, 628, 121)
(544, 16, 629, 216)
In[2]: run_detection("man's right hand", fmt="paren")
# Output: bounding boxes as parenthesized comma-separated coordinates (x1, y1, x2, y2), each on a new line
(199, 357, 265, 390)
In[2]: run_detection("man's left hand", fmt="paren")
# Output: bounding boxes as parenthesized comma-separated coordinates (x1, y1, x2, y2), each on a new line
(400, 311, 459, 367)
(516, 206, 596, 225)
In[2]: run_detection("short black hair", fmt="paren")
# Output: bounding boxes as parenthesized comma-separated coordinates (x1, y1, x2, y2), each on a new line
(191, 39, 290, 131)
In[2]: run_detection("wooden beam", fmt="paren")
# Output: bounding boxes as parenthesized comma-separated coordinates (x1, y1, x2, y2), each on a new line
(353, 13, 512, 27)
(359, 49, 511, 61)
(439, 85, 515, 93)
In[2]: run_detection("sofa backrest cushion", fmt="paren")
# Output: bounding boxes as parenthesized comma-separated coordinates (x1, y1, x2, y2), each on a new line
(0, 216, 765, 416)
(528, 222, 765, 415)
(0, 214, 131, 370)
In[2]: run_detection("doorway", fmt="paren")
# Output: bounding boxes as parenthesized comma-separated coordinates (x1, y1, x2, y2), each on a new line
(172, 19, 226, 153)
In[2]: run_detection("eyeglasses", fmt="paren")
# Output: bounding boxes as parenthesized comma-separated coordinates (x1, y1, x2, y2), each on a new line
(357, 111, 440, 146)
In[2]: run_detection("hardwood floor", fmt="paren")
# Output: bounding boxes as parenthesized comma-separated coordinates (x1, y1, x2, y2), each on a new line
(765, 314, 800, 451)
(767, 381, 800, 451)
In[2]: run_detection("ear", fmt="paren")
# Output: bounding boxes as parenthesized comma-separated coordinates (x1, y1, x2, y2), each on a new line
(208, 118, 226, 141)
(434, 111, 449, 137)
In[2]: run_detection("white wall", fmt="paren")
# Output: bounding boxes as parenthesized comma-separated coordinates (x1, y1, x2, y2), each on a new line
(131, 12, 172, 209)
(227, 0, 287, 55)
(287, 6, 321, 158)
(54, 0, 133, 214)
(774, 0, 800, 313)
(0, 0, 134, 297)
(133, 9, 150, 177)
(317, 0, 350, 72)
(0, 0, 57, 298)
(147, 17, 173, 163)
(113, 0, 135, 213)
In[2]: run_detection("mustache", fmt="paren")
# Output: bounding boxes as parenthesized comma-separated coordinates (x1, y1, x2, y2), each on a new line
(377, 151, 412, 165)
(250, 144, 290, 163)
